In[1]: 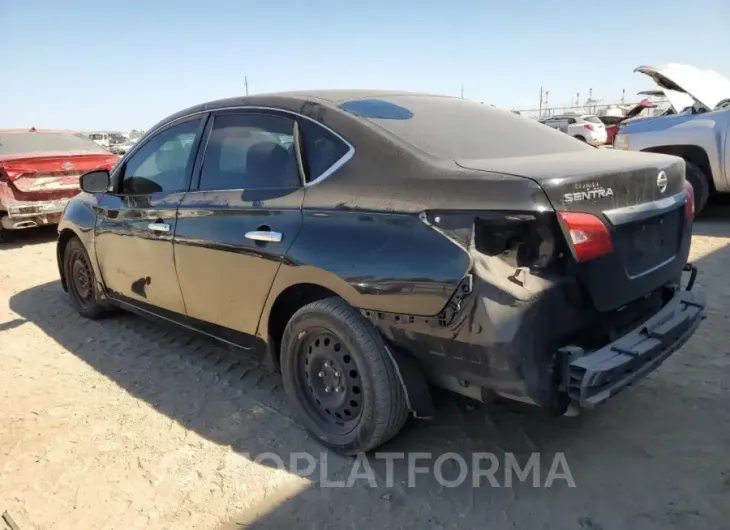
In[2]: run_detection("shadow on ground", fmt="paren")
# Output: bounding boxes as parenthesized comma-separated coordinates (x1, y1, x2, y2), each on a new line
(0, 225, 57, 249)
(8, 212, 730, 530)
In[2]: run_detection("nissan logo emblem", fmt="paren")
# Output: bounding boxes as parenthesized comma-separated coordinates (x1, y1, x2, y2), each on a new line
(656, 171, 668, 193)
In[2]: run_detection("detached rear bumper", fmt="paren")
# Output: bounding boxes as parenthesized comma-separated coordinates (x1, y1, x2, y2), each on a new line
(562, 271, 706, 408)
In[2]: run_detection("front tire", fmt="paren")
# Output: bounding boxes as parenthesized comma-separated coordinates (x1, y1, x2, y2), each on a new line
(685, 161, 710, 215)
(63, 237, 108, 319)
(280, 297, 410, 455)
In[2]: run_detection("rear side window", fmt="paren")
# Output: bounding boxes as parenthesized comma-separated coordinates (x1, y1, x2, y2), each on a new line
(0, 132, 110, 156)
(298, 120, 350, 183)
(340, 96, 590, 159)
(199, 113, 299, 190)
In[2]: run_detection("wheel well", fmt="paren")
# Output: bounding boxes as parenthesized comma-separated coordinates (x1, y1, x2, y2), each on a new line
(267, 283, 340, 368)
(56, 229, 78, 291)
(642, 145, 715, 191)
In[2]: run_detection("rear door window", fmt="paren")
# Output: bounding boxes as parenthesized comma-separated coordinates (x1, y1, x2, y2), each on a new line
(198, 113, 300, 190)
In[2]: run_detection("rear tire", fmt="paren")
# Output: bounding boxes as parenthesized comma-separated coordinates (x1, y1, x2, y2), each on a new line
(63, 237, 108, 319)
(684, 161, 710, 215)
(575, 135, 587, 142)
(280, 297, 410, 455)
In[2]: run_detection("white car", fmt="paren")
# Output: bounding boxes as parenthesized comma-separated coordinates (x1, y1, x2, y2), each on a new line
(88, 132, 111, 148)
(541, 114, 608, 146)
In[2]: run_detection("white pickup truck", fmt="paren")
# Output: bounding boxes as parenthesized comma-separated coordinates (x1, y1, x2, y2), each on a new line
(614, 63, 730, 213)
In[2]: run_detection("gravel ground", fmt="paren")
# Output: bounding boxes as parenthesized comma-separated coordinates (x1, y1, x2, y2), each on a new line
(1, 206, 729, 530)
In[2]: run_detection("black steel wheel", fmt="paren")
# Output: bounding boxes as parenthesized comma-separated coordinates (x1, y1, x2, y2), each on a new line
(63, 237, 107, 319)
(281, 297, 410, 455)
(298, 328, 364, 433)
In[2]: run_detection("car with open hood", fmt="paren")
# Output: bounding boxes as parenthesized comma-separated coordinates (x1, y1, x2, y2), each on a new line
(599, 99, 657, 145)
(56, 90, 705, 454)
(615, 63, 730, 213)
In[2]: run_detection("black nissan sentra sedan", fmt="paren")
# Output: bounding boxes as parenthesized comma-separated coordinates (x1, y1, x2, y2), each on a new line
(57, 90, 706, 454)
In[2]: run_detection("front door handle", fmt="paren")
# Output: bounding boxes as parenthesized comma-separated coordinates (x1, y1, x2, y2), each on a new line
(245, 230, 282, 243)
(148, 222, 171, 233)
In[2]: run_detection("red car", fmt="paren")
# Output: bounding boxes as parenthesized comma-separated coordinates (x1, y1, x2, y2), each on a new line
(600, 99, 657, 145)
(0, 128, 119, 241)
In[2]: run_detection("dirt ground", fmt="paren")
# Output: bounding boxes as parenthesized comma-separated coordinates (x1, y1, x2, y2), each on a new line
(1, 206, 729, 530)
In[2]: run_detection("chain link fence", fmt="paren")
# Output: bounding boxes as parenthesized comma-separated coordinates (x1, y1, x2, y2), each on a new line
(515, 99, 671, 120)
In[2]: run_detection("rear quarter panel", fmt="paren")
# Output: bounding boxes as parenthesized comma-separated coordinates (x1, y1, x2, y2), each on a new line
(264, 209, 471, 317)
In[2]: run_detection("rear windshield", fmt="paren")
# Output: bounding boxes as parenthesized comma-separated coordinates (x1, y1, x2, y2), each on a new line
(582, 116, 603, 124)
(340, 96, 590, 159)
(598, 116, 623, 126)
(0, 132, 110, 156)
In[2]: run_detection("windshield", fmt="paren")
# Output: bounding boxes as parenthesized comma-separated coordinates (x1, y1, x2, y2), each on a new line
(0, 132, 111, 156)
(340, 95, 590, 159)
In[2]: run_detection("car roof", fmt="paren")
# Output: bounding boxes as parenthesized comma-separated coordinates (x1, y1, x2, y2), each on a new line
(147, 89, 464, 139)
(214, 89, 451, 105)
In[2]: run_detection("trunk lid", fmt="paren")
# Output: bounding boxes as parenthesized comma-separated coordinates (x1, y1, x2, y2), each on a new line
(0, 153, 119, 194)
(457, 150, 691, 311)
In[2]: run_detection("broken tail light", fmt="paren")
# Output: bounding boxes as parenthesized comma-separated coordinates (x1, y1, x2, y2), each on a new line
(421, 211, 561, 272)
(557, 211, 613, 262)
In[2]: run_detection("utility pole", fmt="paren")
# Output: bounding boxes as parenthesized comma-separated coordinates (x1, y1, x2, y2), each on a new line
(245, 76, 249, 96)
(539, 86, 544, 117)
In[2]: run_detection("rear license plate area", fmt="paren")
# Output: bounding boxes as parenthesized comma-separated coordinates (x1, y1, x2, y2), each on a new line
(615, 208, 683, 277)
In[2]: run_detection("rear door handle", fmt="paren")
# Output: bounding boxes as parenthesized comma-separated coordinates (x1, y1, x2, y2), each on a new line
(245, 230, 282, 243)
(148, 222, 171, 233)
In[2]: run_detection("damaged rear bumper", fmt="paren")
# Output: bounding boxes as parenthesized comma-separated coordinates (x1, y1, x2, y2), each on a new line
(0, 198, 71, 229)
(560, 267, 706, 408)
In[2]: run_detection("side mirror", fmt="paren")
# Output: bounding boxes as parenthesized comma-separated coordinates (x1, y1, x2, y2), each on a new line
(80, 169, 110, 193)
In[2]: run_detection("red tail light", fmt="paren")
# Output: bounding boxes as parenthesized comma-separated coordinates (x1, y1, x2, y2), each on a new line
(557, 211, 613, 262)
(684, 180, 695, 220)
(584, 123, 595, 131)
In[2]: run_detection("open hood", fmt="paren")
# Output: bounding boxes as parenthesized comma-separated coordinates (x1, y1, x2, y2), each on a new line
(635, 63, 730, 111)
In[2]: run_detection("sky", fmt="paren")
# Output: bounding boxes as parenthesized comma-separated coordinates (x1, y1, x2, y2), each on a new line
(2, 0, 729, 131)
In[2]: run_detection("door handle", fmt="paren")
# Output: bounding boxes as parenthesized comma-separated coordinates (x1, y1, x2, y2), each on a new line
(245, 230, 282, 243)
(148, 222, 171, 233)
